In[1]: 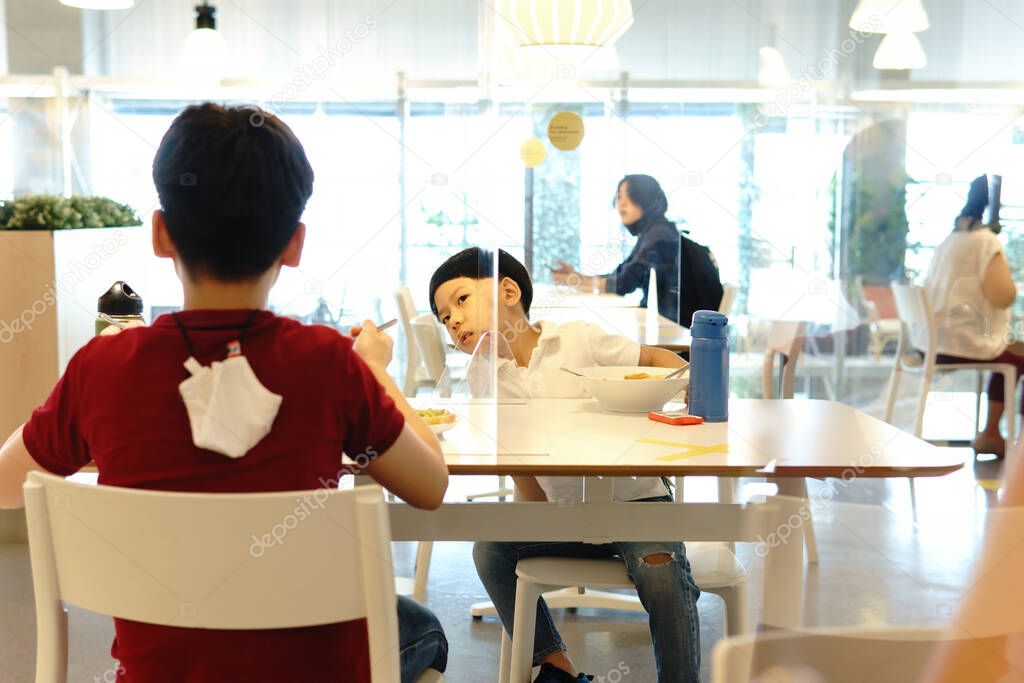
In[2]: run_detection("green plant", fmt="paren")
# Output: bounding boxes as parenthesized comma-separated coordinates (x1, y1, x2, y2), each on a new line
(0, 194, 142, 230)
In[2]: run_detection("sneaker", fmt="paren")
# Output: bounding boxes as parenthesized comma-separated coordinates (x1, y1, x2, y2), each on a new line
(532, 662, 595, 682)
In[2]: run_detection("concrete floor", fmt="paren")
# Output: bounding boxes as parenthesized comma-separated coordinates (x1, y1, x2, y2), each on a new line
(0, 449, 1004, 683)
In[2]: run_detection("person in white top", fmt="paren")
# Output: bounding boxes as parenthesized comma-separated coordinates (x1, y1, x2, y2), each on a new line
(922, 175, 1021, 457)
(429, 248, 701, 683)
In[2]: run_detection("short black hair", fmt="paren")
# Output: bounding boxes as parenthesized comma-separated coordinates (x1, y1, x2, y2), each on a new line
(152, 103, 314, 281)
(428, 247, 533, 318)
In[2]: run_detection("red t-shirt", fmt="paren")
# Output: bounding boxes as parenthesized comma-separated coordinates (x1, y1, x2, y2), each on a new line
(22, 309, 406, 683)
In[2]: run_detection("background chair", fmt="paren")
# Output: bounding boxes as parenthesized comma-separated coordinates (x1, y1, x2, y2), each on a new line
(24, 471, 443, 683)
(758, 319, 818, 564)
(884, 283, 1016, 457)
(501, 548, 748, 683)
(718, 284, 739, 316)
(711, 625, 947, 683)
(396, 286, 435, 397)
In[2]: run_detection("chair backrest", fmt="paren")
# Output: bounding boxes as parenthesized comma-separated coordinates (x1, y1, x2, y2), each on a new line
(891, 283, 936, 363)
(761, 320, 807, 399)
(24, 471, 400, 681)
(718, 285, 738, 315)
(396, 286, 423, 370)
(712, 625, 948, 683)
(411, 313, 449, 381)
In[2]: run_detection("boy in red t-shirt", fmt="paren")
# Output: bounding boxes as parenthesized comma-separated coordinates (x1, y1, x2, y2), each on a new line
(0, 103, 449, 683)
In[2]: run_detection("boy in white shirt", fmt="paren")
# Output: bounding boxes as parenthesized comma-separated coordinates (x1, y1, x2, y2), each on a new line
(429, 248, 700, 683)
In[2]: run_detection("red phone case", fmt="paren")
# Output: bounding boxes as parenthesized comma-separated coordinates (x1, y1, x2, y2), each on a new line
(647, 411, 703, 426)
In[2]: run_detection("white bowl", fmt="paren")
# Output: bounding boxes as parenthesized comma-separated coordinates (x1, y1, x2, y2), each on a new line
(573, 366, 689, 413)
(430, 417, 458, 436)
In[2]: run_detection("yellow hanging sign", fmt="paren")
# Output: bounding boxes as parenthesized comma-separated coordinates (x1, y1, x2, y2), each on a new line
(546, 111, 584, 151)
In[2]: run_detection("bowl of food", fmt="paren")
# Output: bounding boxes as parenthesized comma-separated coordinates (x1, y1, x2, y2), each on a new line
(417, 408, 458, 435)
(572, 366, 689, 413)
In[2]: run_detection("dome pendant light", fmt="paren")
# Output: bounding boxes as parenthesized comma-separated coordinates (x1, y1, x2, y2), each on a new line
(873, 31, 927, 70)
(60, 0, 135, 8)
(181, 2, 227, 75)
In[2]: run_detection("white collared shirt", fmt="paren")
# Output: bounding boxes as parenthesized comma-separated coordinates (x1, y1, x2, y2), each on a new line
(467, 320, 670, 503)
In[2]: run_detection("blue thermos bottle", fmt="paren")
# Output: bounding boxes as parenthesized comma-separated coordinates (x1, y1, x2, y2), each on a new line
(688, 310, 729, 422)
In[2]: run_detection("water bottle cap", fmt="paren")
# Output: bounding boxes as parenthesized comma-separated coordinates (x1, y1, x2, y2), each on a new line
(690, 310, 728, 338)
(98, 281, 143, 316)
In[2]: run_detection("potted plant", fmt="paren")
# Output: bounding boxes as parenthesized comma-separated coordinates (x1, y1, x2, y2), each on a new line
(0, 194, 149, 487)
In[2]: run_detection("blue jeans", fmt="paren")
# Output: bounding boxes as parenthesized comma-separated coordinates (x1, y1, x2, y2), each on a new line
(397, 595, 448, 683)
(472, 498, 701, 683)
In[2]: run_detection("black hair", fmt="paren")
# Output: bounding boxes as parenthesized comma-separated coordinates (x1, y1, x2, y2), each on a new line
(614, 174, 669, 220)
(957, 174, 989, 228)
(428, 247, 533, 318)
(152, 103, 314, 281)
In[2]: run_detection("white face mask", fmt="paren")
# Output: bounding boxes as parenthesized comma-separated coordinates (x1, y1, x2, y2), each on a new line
(177, 334, 283, 459)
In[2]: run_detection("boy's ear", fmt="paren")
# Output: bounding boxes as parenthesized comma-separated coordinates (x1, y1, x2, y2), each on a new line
(500, 276, 522, 309)
(152, 210, 177, 259)
(279, 223, 306, 268)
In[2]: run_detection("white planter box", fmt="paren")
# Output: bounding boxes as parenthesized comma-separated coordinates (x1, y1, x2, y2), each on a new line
(0, 226, 158, 438)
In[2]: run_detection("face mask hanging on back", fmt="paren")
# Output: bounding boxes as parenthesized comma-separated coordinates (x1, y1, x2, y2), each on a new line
(174, 313, 282, 458)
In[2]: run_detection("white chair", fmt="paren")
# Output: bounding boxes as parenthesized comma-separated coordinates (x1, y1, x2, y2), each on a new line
(760, 320, 819, 564)
(501, 545, 748, 683)
(718, 284, 739, 316)
(884, 284, 1016, 457)
(396, 286, 435, 397)
(23, 471, 443, 683)
(712, 625, 948, 683)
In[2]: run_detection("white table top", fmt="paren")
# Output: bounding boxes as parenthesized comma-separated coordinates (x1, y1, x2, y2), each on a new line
(532, 283, 642, 309)
(431, 398, 962, 479)
(530, 306, 691, 350)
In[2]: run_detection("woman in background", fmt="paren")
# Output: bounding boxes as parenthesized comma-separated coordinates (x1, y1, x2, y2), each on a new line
(551, 174, 682, 320)
(924, 174, 1020, 458)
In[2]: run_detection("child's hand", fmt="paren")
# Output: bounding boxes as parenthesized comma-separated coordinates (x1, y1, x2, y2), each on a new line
(350, 320, 393, 368)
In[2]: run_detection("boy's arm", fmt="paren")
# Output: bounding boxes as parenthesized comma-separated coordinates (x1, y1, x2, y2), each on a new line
(351, 321, 448, 510)
(0, 426, 43, 509)
(639, 345, 686, 369)
(512, 475, 547, 502)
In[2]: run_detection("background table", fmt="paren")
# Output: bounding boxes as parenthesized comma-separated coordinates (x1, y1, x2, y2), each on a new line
(530, 306, 691, 351)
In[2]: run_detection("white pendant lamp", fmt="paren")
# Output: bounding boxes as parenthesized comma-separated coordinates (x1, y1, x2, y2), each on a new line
(499, 0, 634, 66)
(873, 31, 927, 70)
(849, 0, 929, 34)
(181, 2, 227, 73)
(758, 46, 792, 87)
(60, 0, 134, 8)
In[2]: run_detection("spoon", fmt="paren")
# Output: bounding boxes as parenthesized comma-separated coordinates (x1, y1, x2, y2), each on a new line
(664, 365, 690, 380)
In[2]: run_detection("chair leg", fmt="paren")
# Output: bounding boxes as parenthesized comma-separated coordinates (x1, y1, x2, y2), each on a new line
(798, 480, 819, 564)
(884, 366, 902, 425)
(499, 628, 512, 683)
(510, 579, 552, 683)
(719, 582, 750, 636)
(412, 542, 433, 603)
(909, 478, 918, 522)
(35, 604, 68, 683)
(975, 370, 984, 435)
(717, 478, 737, 554)
(1003, 369, 1016, 458)
(914, 369, 933, 438)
